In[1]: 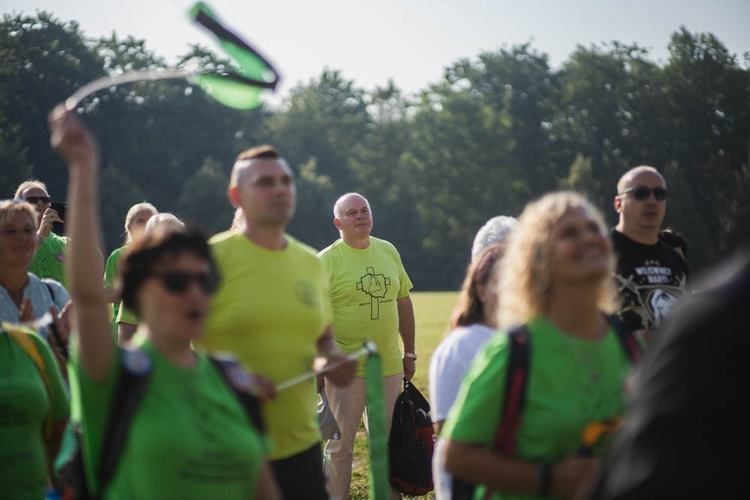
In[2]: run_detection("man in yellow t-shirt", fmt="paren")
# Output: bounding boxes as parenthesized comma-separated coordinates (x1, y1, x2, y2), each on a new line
(199, 145, 355, 500)
(318, 193, 416, 500)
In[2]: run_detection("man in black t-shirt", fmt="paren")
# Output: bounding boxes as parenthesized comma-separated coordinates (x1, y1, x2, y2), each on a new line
(589, 249, 750, 500)
(611, 166, 688, 335)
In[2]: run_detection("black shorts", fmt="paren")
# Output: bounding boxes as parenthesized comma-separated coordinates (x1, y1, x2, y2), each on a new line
(271, 443, 328, 499)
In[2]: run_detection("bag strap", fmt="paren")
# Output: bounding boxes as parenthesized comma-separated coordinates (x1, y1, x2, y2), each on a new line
(403, 378, 431, 414)
(44, 280, 56, 303)
(4, 324, 54, 437)
(42, 281, 69, 360)
(95, 348, 153, 498)
(491, 324, 531, 456)
(209, 355, 266, 433)
(605, 313, 643, 365)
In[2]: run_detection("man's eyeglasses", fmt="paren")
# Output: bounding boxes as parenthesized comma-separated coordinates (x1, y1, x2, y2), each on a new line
(24, 196, 52, 205)
(619, 186, 668, 201)
(154, 271, 218, 295)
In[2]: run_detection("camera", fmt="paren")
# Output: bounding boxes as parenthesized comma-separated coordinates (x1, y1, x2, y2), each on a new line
(51, 202, 67, 235)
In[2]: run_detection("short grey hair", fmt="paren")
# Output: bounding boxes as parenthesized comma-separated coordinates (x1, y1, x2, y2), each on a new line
(14, 180, 48, 200)
(144, 213, 184, 237)
(333, 192, 370, 218)
(471, 215, 519, 262)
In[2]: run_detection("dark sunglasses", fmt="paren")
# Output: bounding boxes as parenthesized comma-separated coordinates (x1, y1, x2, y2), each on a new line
(154, 271, 218, 295)
(24, 196, 52, 205)
(619, 186, 668, 201)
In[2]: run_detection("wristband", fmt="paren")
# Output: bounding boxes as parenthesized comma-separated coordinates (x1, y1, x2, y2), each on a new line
(536, 462, 552, 496)
(403, 352, 417, 360)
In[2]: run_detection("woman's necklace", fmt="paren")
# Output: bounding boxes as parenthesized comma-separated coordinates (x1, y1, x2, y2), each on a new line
(564, 336, 604, 383)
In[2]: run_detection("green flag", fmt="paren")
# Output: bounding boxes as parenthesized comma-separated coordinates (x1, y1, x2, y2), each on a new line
(364, 350, 390, 500)
(189, 2, 280, 109)
(64, 2, 280, 111)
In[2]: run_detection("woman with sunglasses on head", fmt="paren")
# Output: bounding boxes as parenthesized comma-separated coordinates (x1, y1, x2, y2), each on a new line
(14, 180, 68, 286)
(442, 192, 642, 500)
(104, 202, 157, 338)
(49, 105, 281, 499)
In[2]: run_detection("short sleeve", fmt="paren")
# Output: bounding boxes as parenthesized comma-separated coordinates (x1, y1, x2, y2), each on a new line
(441, 334, 509, 445)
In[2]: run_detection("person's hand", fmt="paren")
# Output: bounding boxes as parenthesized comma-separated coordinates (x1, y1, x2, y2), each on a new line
(248, 374, 278, 403)
(549, 456, 600, 499)
(48, 104, 99, 173)
(47, 302, 73, 360)
(37, 206, 64, 241)
(323, 351, 356, 388)
(403, 357, 416, 381)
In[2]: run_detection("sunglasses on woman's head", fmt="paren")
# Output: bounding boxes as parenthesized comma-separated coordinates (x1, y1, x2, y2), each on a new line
(24, 196, 52, 205)
(619, 186, 668, 201)
(154, 271, 217, 295)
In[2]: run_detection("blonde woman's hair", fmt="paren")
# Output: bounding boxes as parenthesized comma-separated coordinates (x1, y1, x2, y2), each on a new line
(124, 202, 158, 243)
(499, 191, 619, 326)
(0, 199, 38, 227)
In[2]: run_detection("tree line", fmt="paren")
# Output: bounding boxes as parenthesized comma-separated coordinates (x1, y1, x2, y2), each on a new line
(2, 11, 749, 289)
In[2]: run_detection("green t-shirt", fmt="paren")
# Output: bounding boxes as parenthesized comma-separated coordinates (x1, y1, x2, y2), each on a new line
(318, 237, 413, 377)
(442, 316, 635, 500)
(29, 232, 69, 286)
(71, 340, 266, 499)
(0, 327, 70, 499)
(104, 246, 126, 336)
(200, 230, 332, 460)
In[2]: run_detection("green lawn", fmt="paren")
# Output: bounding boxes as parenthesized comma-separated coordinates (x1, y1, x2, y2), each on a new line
(348, 291, 459, 499)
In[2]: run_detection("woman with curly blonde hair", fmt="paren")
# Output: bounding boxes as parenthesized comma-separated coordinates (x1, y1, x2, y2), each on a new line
(442, 191, 639, 500)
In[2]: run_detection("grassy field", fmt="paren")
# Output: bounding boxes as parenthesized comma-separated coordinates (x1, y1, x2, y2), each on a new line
(348, 291, 459, 499)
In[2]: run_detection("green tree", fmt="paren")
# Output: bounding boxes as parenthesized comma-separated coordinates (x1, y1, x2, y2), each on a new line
(0, 11, 103, 196)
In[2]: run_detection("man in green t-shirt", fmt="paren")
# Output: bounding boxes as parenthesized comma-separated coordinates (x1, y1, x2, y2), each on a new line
(318, 193, 416, 500)
(15, 180, 69, 285)
(200, 145, 355, 500)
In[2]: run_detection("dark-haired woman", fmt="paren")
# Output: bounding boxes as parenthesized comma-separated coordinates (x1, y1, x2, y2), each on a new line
(428, 244, 506, 499)
(49, 105, 280, 499)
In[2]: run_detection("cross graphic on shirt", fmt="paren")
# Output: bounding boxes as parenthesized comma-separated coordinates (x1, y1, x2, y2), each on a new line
(356, 266, 390, 319)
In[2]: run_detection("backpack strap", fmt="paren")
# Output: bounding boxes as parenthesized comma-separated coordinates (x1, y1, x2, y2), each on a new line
(42, 281, 69, 360)
(404, 378, 431, 414)
(451, 324, 531, 500)
(209, 355, 266, 433)
(491, 324, 531, 456)
(491, 317, 640, 456)
(44, 280, 56, 303)
(4, 324, 54, 437)
(94, 348, 153, 497)
(605, 314, 643, 365)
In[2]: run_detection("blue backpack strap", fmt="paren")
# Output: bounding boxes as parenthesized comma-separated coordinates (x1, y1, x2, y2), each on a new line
(95, 348, 153, 497)
(209, 355, 266, 433)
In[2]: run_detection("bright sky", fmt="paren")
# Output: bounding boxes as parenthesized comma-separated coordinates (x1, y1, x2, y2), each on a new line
(4, 0, 749, 102)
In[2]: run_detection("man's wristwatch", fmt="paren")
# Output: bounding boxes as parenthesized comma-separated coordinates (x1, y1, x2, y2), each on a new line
(403, 352, 417, 360)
